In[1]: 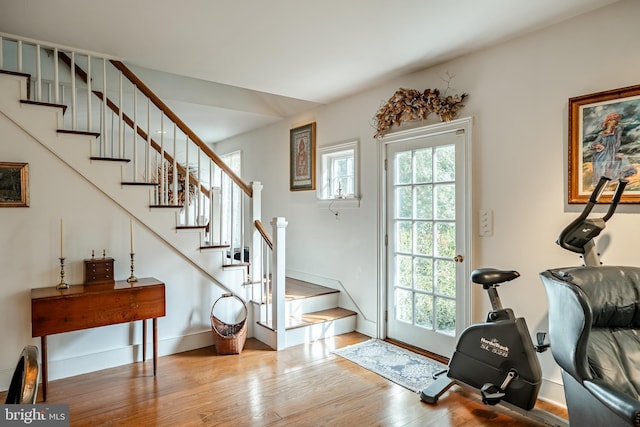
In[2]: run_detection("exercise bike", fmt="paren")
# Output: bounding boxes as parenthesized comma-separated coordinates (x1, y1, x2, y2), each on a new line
(419, 176, 626, 426)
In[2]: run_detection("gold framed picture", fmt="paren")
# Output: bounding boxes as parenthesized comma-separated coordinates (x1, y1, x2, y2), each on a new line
(290, 122, 316, 191)
(0, 162, 29, 207)
(569, 84, 640, 203)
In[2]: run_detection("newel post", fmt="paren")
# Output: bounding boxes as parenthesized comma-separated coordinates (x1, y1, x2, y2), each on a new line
(271, 216, 288, 350)
(250, 181, 263, 284)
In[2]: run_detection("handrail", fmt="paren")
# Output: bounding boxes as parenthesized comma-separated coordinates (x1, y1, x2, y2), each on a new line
(56, 51, 210, 198)
(254, 219, 273, 250)
(111, 60, 253, 198)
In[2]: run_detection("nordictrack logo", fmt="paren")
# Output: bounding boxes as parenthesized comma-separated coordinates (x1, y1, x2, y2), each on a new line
(1, 405, 69, 426)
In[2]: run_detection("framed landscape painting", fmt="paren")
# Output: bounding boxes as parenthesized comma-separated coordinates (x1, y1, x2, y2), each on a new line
(0, 162, 29, 207)
(569, 84, 640, 203)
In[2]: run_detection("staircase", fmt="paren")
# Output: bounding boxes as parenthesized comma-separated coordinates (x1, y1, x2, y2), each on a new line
(252, 278, 356, 349)
(0, 33, 357, 351)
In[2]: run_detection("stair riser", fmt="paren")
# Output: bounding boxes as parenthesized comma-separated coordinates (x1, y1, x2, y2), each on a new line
(285, 315, 356, 348)
(251, 291, 339, 322)
(252, 314, 357, 350)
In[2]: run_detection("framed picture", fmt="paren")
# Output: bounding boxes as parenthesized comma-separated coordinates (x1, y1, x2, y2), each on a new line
(290, 122, 316, 191)
(569, 84, 640, 203)
(0, 162, 29, 207)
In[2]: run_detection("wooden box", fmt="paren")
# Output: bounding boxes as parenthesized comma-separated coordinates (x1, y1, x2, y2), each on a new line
(84, 257, 114, 284)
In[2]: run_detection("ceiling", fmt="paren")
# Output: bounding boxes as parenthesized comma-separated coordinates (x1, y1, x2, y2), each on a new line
(0, 0, 620, 143)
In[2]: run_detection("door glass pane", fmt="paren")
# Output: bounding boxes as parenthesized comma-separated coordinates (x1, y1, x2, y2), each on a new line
(415, 221, 433, 256)
(435, 183, 455, 220)
(435, 222, 455, 257)
(414, 257, 433, 291)
(396, 288, 413, 323)
(414, 148, 433, 183)
(396, 152, 412, 184)
(397, 221, 412, 253)
(396, 255, 412, 288)
(434, 145, 455, 182)
(396, 187, 412, 218)
(415, 293, 434, 328)
(414, 185, 433, 219)
(436, 297, 456, 335)
(435, 260, 455, 297)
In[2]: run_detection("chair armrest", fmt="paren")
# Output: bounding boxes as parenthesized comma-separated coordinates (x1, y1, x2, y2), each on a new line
(584, 379, 640, 426)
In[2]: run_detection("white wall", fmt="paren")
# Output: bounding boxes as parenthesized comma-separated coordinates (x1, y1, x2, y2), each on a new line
(0, 104, 220, 388)
(215, 0, 640, 405)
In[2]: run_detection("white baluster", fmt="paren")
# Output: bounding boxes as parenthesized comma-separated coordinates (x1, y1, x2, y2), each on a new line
(53, 48, 59, 104)
(160, 112, 165, 204)
(197, 148, 202, 224)
(209, 159, 214, 242)
(146, 98, 151, 182)
(102, 58, 108, 157)
(87, 55, 92, 132)
(172, 125, 177, 205)
(184, 136, 189, 224)
(35, 44, 41, 102)
(119, 70, 123, 157)
(17, 40, 22, 73)
(132, 86, 138, 181)
(71, 52, 76, 130)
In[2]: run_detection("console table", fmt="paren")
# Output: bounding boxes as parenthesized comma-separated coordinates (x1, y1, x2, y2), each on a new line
(31, 277, 166, 401)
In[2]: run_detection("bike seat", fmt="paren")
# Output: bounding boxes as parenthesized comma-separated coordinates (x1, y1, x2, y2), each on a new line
(471, 268, 520, 288)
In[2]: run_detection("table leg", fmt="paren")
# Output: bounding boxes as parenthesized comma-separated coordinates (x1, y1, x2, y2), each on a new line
(142, 319, 147, 362)
(153, 317, 158, 376)
(41, 336, 48, 402)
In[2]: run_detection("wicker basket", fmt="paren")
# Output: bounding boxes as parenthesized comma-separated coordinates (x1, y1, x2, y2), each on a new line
(210, 293, 247, 355)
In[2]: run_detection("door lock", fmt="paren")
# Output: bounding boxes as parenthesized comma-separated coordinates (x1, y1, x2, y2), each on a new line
(454, 255, 464, 263)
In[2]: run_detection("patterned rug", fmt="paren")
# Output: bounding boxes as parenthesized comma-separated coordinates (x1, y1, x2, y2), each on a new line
(333, 339, 448, 393)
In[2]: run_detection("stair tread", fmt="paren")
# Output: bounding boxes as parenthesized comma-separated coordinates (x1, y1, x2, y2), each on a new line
(251, 278, 339, 305)
(285, 278, 339, 300)
(286, 307, 356, 330)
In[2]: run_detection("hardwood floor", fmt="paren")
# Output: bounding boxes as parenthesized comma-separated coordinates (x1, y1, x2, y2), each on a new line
(2, 332, 567, 426)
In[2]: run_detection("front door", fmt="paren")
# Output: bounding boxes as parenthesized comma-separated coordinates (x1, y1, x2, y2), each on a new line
(384, 119, 471, 357)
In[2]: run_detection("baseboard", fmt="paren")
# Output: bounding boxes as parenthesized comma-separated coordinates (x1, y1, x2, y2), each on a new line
(0, 330, 215, 390)
(540, 376, 567, 408)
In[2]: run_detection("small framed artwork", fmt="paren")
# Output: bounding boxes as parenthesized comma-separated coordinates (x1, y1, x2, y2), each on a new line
(0, 162, 29, 207)
(290, 122, 316, 191)
(569, 84, 640, 203)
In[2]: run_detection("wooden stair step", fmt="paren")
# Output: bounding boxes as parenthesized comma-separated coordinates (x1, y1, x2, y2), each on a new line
(284, 278, 339, 300)
(90, 156, 131, 163)
(21, 99, 67, 113)
(286, 307, 356, 330)
(252, 278, 339, 305)
(57, 129, 101, 138)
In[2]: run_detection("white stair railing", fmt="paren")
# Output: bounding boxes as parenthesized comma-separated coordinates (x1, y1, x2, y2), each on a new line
(0, 33, 252, 263)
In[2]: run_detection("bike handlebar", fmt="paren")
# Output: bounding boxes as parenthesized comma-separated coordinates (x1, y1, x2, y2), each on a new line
(556, 176, 626, 254)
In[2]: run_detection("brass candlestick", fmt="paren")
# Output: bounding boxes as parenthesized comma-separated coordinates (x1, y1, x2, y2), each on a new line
(56, 257, 69, 290)
(127, 252, 138, 283)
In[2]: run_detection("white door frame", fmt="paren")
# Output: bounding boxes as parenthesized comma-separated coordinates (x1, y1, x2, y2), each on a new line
(377, 117, 473, 342)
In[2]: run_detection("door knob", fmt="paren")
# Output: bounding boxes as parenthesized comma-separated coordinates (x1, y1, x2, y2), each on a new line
(454, 255, 464, 263)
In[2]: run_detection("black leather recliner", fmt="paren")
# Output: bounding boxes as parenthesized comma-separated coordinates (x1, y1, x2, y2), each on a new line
(539, 266, 640, 426)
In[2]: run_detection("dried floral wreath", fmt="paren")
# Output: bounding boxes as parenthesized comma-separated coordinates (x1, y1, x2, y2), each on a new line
(374, 87, 468, 139)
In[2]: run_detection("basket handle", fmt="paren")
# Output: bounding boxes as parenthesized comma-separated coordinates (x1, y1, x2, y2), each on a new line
(211, 293, 248, 318)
